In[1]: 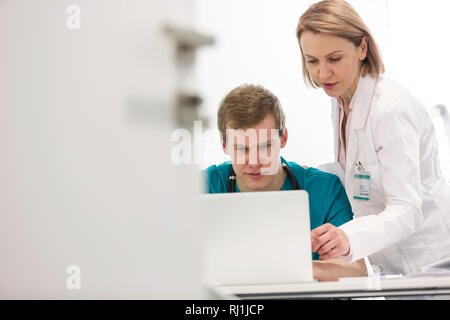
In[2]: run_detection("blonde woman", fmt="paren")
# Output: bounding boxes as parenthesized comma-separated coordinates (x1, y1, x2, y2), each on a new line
(297, 0, 450, 275)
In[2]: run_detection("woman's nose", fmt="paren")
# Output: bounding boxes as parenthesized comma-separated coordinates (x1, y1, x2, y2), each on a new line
(318, 63, 332, 80)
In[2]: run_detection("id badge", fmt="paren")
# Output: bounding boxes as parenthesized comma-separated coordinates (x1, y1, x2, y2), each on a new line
(353, 161, 370, 201)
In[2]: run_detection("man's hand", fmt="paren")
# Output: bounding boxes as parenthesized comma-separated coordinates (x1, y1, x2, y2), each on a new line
(313, 259, 367, 282)
(311, 223, 350, 260)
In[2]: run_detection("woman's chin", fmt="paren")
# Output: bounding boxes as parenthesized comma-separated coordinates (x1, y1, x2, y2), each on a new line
(322, 88, 340, 99)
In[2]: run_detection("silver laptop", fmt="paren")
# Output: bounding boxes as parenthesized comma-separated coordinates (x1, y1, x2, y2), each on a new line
(200, 190, 313, 287)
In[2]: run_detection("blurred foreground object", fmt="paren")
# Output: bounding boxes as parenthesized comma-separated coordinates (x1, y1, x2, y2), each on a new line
(0, 0, 208, 299)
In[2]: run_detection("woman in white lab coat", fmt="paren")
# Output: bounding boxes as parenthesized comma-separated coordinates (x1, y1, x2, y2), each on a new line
(296, 0, 450, 275)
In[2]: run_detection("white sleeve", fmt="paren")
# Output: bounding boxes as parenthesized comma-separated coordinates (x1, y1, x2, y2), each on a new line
(339, 106, 423, 262)
(317, 162, 345, 185)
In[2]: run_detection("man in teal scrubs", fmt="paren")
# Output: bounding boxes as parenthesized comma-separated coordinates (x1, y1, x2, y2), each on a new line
(203, 84, 367, 281)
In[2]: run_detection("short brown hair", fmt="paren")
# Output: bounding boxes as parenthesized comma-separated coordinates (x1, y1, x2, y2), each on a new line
(217, 85, 286, 143)
(296, 0, 385, 88)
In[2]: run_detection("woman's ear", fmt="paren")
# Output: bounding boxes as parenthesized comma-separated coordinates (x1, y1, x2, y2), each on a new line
(359, 36, 368, 61)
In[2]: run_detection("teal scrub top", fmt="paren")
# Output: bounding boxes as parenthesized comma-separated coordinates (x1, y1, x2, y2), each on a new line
(203, 157, 354, 260)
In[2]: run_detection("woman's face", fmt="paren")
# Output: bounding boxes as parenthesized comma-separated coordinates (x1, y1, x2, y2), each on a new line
(300, 31, 367, 99)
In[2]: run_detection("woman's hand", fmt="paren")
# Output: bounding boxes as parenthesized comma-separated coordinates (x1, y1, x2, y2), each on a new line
(311, 223, 350, 260)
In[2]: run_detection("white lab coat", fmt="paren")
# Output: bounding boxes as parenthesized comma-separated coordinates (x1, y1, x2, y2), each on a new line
(331, 75, 450, 275)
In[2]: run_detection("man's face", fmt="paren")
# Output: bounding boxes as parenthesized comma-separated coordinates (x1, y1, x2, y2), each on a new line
(222, 114, 288, 192)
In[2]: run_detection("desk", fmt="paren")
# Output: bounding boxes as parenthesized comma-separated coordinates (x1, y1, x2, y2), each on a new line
(212, 276, 450, 300)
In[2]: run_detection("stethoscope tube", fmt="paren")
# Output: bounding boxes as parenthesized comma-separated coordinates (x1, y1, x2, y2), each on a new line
(228, 163, 300, 192)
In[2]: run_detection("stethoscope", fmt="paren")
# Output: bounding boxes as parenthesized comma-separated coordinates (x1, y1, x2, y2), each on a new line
(228, 163, 301, 193)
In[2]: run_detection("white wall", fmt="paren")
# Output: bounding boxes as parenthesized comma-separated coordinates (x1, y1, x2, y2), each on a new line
(194, 0, 450, 179)
(384, 0, 450, 179)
